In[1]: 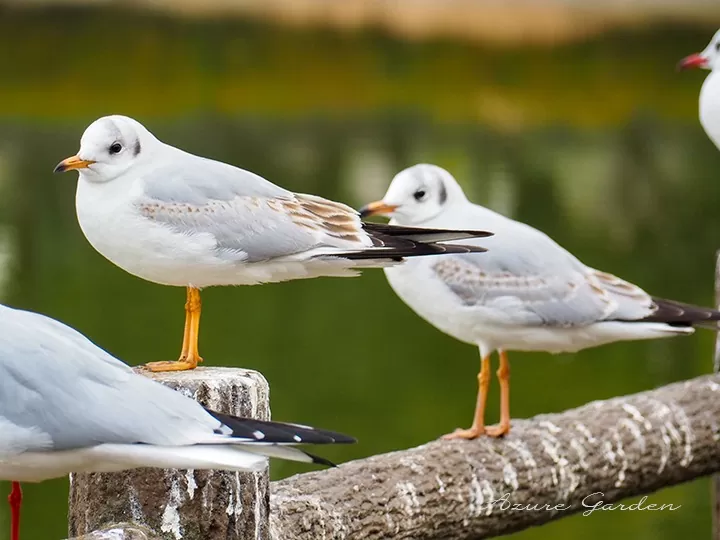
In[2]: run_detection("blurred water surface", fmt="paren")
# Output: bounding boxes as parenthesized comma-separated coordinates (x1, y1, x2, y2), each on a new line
(0, 7, 718, 539)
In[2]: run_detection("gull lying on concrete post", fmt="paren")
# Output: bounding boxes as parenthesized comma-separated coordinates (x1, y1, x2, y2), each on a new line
(0, 303, 354, 540)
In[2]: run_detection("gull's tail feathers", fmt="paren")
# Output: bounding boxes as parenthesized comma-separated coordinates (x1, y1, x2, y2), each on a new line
(234, 444, 337, 467)
(85, 443, 270, 473)
(338, 222, 492, 261)
(204, 409, 356, 467)
(632, 297, 720, 330)
(78, 411, 356, 474)
(205, 410, 356, 445)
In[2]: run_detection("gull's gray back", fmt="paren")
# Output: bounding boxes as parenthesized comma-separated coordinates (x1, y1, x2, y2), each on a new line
(142, 147, 293, 204)
(134, 149, 370, 261)
(0, 305, 218, 455)
(415, 206, 654, 327)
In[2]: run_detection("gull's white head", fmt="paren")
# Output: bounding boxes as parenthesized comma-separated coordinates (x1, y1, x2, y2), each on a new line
(678, 30, 720, 71)
(54, 115, 159, 182)
(359, 164, 468, 225)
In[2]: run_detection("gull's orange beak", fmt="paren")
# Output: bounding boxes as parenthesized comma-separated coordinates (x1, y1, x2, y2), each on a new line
(677, 53, 708, 71)
(53, 155, 95, 173)
(358, 201, 398, 218)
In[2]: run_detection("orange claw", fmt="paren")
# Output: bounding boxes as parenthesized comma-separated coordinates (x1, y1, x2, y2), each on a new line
(484, 422, 511, 438)
(442, 426, 486, 440)
(142, 357, 203, 372)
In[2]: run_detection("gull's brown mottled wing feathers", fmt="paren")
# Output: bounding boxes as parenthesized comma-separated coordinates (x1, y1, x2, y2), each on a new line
(137, 188, 491, 262)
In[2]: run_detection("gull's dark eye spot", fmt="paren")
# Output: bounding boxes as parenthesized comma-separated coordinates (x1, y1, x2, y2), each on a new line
(109, 142, 123, 155)
(438, 182, 447, 204)
(716, 42, 720, 52)
(413, 189, 427, 201)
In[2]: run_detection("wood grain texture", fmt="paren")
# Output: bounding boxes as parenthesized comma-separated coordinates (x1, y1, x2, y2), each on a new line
(269, 374, 720, 539)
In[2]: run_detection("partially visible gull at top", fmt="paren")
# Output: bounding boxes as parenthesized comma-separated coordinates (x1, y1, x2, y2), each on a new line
(360, 164, 720, 440)
(0, 302, 354, 540)
(54, 115, 492, 372)
(679, 29, 720, 149)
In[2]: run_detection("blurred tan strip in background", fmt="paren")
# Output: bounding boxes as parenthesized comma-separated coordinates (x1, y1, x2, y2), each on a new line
(4, 0, 720, 44)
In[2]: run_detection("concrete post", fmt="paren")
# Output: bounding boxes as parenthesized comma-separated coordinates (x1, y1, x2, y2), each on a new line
(68, 368, 270, 540)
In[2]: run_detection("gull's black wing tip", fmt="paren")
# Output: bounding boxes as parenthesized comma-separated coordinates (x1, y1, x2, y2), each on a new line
(206, 409, 357, 445)
(308, 452, 338, 467)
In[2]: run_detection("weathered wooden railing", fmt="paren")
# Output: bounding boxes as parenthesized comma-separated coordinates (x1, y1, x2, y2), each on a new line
(68, 368, 720, 540)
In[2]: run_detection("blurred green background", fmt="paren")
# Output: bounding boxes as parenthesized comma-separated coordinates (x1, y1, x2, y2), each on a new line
(1, 2, 720, 539)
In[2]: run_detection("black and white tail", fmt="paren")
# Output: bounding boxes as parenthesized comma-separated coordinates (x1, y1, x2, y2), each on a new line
(339, 222, 492, 261)
(634, 297, 720, 329)
(207, 409, 355, 466)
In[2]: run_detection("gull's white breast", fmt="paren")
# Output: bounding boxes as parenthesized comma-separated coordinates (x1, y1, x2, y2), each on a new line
(700, 70, 720, 150)
(385, 259, 486, 345)
(384, 211, 510, 349)
(76, 174, 233, 287)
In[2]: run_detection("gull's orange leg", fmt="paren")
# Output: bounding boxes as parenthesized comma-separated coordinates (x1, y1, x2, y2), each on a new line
(486, 350, 511, 437)
(183, 287, 203, 367)
(8, 481, 21, 540)
(442, 354, 491, 440)
(144, 287, 204, 372)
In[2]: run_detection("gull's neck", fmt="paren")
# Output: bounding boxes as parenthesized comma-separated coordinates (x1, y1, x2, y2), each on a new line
(699, 69, 720, 150)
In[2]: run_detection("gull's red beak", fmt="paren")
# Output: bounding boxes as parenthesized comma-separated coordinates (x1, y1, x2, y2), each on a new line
(677, 53, 708, 71)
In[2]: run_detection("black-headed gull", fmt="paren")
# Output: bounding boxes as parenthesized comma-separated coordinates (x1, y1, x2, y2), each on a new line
(360, 164, 720, 439)
(0, 302, 354, 540)
(679, 30, 720, 148)
(54, 116, 492, 372)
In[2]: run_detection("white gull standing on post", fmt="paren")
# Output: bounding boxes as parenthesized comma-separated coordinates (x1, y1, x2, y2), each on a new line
(0, 302, 354, 540)
(360, 164, 720, 439)
(54, 115, 492, 372)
